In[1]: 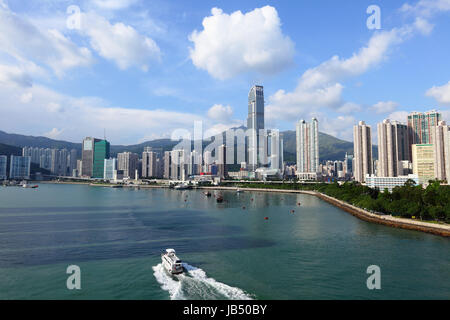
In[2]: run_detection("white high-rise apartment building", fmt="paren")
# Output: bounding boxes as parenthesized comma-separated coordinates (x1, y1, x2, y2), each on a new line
(117, 152, 139, 179)
(267, 130, 284, 171)
(296, 118, 319, 176)
(432, 121, 450, 182)
(142, 149, 158, 178)
(353, 121, 373, 183)
(377, 119, 410, 177)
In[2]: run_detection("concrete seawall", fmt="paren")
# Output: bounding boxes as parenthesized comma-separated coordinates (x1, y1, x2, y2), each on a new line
(199, 186, 450, 238)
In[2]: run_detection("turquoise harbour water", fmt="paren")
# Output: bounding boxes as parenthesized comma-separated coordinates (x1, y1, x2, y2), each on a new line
(0, 183, 448, 300)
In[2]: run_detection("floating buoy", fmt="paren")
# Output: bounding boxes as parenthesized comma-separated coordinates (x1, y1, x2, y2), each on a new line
(242, 206, 246, 209)
(251, 198, 254, 201)
(184, 199, 187, 202)
(264, 217, 269, 220)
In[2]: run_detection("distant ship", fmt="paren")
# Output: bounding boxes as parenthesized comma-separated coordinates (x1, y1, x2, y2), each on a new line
(174, 183, 191, 190)
(21, 182, 38, 188)
(161, 249, 184, 275)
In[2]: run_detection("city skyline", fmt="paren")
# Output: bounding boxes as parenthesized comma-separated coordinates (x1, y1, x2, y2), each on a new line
(0, 0, 449, 145)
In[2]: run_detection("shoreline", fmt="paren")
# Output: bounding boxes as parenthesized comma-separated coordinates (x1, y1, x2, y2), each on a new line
(34, 181, 450, 237)
(198, 186, 450, 238)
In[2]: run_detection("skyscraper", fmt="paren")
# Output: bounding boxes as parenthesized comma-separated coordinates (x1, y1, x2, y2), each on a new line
(247, 85, 264, 171)
(353, 121, 373, 183)
(93, 140, 110, 179)
(9, 155, 31, 180)
(432, 121, 450, 181)
(296, 118, 319, 176)
(117, 152, 139, 179)
(217, 144, 227, 179)
(163, 151, 171, 179)
(0, 155, 7, 180)
(377, 119, 410, 177)
(412, 144, 435, 184)
(408, 110, 442, 147)
(69, 149, 78, 176)
(104, 158, 117, 180)
(142, 148, 158, 178)
(268, 129, 284, 171)
(81, 137, 100, 177)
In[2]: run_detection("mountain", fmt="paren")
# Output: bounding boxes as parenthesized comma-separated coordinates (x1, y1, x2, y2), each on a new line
(0, 130, 81, 151)
(0, 143, 22, 157)
(281, 131, 378, 163)
(0, 129, 378, 162)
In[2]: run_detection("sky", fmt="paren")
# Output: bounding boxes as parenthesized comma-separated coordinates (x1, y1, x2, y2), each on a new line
(0, 0, 450, 145)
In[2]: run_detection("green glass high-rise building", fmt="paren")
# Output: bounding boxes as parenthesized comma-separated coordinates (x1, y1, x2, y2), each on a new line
(93, 140, 110, 179)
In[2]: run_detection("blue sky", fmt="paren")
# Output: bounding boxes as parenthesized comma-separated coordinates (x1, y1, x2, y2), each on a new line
(0, 0, 449, 144)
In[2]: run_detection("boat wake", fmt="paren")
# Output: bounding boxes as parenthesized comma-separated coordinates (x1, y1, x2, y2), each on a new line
(152, 263, 253, 300)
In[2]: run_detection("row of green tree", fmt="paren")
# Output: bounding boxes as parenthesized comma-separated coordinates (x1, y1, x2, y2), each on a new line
(235, 181, 450, 222)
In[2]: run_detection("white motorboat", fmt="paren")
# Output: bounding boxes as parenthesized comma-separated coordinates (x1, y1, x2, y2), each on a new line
(161, 249, 184, 275)
(174, 183, 191, 190)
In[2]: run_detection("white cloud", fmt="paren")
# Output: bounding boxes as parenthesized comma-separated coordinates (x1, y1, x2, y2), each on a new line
(320, 116, 357, 142)
(0, 83, 241, 145)
(43, 128, 64, 139)
(414, 17, 434, 35)
(80, 12, 161, 71)
(401, 0, 450, 17)
(265, 7, 439, 124)
(387, 110, 409, 123)
(20, 92, 33, 103)
(337, 102, 362, 114)
(0, 5, 93, 78)
(92, 0, 138, 10)
(426, 81, 450, 106)
(207, 104, 233, 122)
(371, 101, 399, 114)
(189, 6, 294, 80)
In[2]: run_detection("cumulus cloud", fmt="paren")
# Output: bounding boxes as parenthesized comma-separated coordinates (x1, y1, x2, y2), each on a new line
(0, 83, 241, 145)
(337, 102, 362, 114)
(387, 110, 409, 123)
(266, 28, 408, 122)
(92, 0, 138, 10)
(320, 115, 357, 142)
(189, 6, 294, 80)
(371, 101, 399, 114)
(43, 128, 64, 139)
(80, 12, 161, 71)
(0, 5, 93, 78)
(426, 81, 450, 106)
(207, 104, 233, 122)
(401, 0, 450, 17)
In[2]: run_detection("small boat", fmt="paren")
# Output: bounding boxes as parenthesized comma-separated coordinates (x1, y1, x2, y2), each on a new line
(236, 189, 242, 194)
(204, 191, 212, 197)
(216, 194, 224, 203)
(174, 183, 190, 190)
(161, 249, 184, 275)
(22, 183, 38, 188)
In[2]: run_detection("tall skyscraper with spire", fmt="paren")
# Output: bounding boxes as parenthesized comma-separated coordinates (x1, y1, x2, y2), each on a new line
(247, 85, 264, 171)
